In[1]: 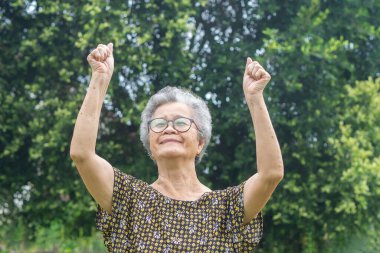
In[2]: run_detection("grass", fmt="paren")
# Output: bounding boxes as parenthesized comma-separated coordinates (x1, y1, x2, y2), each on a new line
(0, 221, 105, 253)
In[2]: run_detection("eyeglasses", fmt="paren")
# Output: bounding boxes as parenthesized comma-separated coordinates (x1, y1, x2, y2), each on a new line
(148, 117, 199, 133)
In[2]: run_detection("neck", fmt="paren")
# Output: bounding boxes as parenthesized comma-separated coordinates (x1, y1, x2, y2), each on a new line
(153, 158, 207, 199)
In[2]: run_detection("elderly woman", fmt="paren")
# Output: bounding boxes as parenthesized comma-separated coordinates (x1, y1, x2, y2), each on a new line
(70, 43, 284, 253)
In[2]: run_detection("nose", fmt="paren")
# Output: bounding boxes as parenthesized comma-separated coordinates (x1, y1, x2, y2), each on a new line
(163, 121, 177, 133)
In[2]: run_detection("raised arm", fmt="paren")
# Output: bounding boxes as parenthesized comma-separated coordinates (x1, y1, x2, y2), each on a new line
(70, 43, 115, 213)
(241, 57, 284, 224)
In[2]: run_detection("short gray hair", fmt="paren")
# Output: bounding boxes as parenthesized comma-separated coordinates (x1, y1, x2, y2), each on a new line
(139, 86, 212, 164)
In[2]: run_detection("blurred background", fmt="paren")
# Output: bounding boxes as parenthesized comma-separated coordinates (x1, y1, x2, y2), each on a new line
(0, 0, 379, 252)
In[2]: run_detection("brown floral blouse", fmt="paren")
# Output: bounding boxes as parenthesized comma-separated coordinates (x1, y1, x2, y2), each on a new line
(96, 167, 263, 252)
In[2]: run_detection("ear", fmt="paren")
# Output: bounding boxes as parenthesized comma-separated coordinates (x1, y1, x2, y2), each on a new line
(197, 138, 205, 155)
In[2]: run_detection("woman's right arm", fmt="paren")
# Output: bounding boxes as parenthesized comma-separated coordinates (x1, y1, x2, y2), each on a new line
(70, 43, 115, 214)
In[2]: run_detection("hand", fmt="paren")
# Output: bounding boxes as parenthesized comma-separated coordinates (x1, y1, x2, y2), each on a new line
(242, 57, 271, 98)
(87, 43, 114, 79)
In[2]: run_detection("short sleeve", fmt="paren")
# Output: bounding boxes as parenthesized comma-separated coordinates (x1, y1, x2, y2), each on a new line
(95, 167, 135, 251)
(226, 181, 264, 252)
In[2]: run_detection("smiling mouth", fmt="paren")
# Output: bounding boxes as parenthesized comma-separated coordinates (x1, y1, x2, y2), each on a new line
(160, 140, 181, 144)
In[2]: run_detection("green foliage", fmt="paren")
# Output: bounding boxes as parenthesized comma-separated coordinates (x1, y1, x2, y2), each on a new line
(1, 0, 379, 252)
(326, 78, 380, 235)
(0, 219, 104, 252)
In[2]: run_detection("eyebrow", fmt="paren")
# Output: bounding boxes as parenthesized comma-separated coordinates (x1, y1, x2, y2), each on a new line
(155, 115, 187, 119)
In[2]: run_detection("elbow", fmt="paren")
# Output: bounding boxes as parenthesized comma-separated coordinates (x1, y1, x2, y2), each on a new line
(270, 172, 284, 182)
(275, 170, 284, 181)
(69, 143, 81, 161)
(274, 165, 284, 181)
(70, 150, 83, 162)
(273, 160, 285, 180)
(69, 139, 93, 162)
(69, 148, 94, 162)
(70, 150, 80, 161)
(262, 166, 284, 182)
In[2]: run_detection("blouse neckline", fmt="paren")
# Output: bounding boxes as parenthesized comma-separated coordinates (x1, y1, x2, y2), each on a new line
(143, 182, 213, 203)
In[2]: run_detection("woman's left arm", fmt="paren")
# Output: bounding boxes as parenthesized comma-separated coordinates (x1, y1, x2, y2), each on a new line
(241, 57, 284, 225)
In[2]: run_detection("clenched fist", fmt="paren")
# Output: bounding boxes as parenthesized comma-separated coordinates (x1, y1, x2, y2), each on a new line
(242, 57, 271, 98)
(87, 43, 114, 79)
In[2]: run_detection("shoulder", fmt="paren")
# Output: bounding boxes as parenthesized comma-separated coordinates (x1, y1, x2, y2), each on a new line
(112, 167, 149, 194)
(202, 184, 212, 193)
(214, 181, 245, 199)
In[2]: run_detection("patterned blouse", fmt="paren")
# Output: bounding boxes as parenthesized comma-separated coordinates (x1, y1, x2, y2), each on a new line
(96, 167, 263, 252)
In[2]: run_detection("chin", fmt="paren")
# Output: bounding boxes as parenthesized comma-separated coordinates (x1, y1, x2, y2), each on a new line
(156, 150, 187, 159)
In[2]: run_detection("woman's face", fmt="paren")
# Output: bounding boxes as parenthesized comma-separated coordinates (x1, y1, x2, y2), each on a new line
(149, 102, 204, 163)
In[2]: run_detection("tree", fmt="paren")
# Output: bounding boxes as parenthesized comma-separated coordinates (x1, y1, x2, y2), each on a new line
(1, 0, 379, 252)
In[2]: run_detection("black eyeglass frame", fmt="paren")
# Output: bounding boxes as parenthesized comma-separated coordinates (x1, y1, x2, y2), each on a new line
(148, 116, 200, 133)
